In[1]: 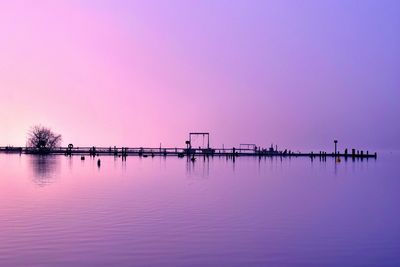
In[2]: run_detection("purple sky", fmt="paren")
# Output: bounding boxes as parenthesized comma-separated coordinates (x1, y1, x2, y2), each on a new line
(0, 0, 399, 151)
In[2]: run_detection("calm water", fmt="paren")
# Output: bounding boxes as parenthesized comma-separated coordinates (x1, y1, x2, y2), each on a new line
(0, 153, 399, 267)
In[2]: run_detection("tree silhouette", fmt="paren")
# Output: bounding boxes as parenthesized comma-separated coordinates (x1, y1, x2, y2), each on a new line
(27, 125, 62, 153)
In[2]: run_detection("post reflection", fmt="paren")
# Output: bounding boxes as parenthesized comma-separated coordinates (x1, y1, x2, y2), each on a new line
(186, 156, 210, 179)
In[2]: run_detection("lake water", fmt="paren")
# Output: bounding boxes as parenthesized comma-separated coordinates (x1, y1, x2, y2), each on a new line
(0, 153, 399, 266)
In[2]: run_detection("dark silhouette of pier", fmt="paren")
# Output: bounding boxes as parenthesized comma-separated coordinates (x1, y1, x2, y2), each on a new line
(0, 133, 377, 160)
(0, 145, 377, 159)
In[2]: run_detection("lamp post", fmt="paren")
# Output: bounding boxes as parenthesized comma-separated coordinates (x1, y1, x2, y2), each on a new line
(334, 140, 338, 155)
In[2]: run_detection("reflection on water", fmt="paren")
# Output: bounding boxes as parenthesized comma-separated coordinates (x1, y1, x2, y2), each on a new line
(28, 155, 60, 186)
(186, 156, 210, 179)
(0, 153, 399, 267)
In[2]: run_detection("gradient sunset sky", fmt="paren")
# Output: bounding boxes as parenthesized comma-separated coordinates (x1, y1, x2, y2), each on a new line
(0, 0, 399, 151)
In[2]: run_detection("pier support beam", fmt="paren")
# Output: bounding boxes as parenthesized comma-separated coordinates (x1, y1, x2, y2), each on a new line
(334, 140, 338, 155)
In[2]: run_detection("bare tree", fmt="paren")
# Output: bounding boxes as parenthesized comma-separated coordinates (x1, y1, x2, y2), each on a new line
(27, 125, 62, 153)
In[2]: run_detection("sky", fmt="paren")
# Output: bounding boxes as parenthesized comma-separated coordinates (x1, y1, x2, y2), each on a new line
(0, 0, 399, 152)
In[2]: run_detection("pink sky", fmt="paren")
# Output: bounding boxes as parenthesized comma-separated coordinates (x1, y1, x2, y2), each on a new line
(0, 1, 399, 151)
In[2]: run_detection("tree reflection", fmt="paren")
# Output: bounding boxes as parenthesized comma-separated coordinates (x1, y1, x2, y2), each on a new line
(29, 155, 60, 186)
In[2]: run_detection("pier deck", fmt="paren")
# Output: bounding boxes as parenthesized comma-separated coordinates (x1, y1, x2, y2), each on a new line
(0, 146, 377, 159)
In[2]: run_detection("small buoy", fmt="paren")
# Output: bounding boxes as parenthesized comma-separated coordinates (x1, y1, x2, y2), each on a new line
(97, 159, 101, 166)
(81, 156, 85, 160)
(336, 157, 341, 163)
(191, 157, 196, 162)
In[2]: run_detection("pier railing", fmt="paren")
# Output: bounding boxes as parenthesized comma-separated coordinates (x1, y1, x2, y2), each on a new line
(0, 146, 377, 159)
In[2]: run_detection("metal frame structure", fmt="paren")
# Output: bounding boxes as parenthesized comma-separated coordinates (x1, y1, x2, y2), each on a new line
(239, 144, 257, 150)
(189, 132, 210, 149)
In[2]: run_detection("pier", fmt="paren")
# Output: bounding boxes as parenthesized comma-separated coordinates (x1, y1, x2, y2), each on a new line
(0, 133, 377, 159)
(0, 146, 377, 159)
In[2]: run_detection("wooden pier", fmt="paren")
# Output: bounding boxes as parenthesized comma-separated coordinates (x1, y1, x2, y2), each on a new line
(0, 145, 377, 159)
(0, 132, 377, 159)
